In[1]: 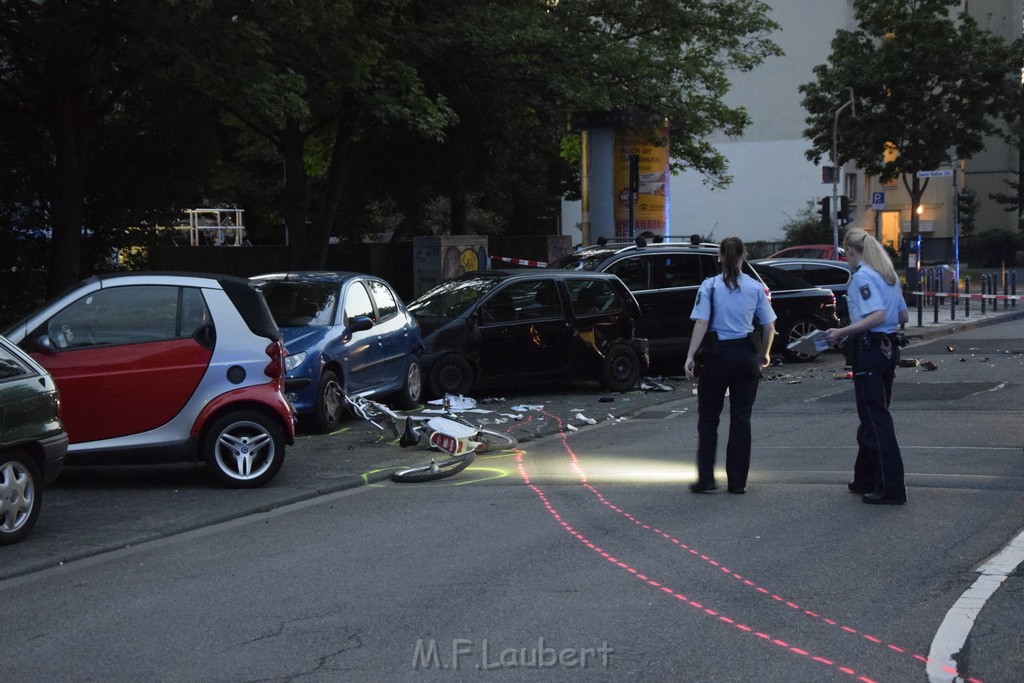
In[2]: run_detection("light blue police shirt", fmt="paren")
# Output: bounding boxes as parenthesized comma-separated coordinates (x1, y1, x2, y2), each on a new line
(848, 262, 907, 333)
(690, 274, 776, 341)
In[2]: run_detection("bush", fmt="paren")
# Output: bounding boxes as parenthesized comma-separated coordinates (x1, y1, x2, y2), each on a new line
(962, 229, 1024, 267)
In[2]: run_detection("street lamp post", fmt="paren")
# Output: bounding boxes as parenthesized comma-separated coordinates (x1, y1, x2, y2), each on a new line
(831, 88, 855, 260)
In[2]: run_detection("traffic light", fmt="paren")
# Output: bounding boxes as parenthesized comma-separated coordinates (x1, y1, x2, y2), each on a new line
(838, 195, 852, 225)
(957, 189, 976, 234)
(818, 197, 831, 225)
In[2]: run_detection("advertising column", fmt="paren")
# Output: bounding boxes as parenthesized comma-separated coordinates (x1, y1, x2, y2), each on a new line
(613, 128, 670, 238)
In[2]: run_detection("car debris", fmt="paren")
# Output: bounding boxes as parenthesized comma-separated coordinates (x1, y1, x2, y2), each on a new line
(574, 413, 597, 425)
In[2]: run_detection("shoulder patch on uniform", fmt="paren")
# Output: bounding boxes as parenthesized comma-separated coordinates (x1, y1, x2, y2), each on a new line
(695, 290, 702, 305)
(860, 285, 871, 300)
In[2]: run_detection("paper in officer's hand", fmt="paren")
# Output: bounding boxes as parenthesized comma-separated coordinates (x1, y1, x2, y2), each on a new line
(787, 329, 830, 356)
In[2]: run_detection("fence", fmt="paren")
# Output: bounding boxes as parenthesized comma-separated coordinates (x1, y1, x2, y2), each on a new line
(906, 267, 1019, 326)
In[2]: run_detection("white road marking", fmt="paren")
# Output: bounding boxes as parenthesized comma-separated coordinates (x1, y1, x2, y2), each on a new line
(926, 527, 1024, 682)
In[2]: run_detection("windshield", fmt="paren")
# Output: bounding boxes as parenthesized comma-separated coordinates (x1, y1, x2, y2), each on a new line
(258, 280, 338, 327)
(408, 276, 502, 318)
(549, 250, 615, 271)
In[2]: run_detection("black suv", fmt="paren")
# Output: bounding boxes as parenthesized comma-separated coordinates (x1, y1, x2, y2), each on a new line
(550, 237, 770, 368)
(408, 270, 649, 397)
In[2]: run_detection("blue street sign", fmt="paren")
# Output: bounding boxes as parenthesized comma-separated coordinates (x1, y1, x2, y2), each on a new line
(872, 192, 885, 210)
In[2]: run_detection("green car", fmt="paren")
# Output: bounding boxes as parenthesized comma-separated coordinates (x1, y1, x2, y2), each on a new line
(0, 334, 68, 545)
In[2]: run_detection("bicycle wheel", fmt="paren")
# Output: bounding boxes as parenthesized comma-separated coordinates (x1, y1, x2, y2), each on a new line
(391, 452, 476, 483)
(474, 429, 517, 453)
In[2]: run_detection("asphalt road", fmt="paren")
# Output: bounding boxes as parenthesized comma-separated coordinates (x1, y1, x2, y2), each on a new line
(1, 314, 1022, 681)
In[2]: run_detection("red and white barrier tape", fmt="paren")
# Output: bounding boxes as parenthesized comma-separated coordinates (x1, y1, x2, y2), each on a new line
(491, 255, 548, 267)
(911, 291, 1024, 301)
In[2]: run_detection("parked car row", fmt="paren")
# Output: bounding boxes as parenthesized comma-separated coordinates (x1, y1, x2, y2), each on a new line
(1, 240, 844, 544)
(551, 237, 840, 365)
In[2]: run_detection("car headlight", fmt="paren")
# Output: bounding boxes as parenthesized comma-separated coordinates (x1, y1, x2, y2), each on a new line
(284, 351, 307, 372)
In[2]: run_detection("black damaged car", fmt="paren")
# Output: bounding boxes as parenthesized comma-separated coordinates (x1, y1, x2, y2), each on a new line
(407, 270, 649, 398)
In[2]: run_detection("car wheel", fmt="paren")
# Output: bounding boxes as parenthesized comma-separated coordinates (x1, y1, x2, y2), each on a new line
(781, 317, 822, 362)
(0, 451, 42, 545)
(202, 410, 285, 488)
(600, 343, 641, 392)
(390, 358, 423, 410)
(311, 370, 344, 433)
(428, 354, 474, 398)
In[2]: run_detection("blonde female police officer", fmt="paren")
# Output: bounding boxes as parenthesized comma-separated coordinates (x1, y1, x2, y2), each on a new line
(685, 237, 776, 495)
(823, 229, 910, 505)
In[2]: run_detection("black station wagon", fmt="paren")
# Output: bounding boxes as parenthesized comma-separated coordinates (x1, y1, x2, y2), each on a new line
(550, 237, 771, 369)
(408, 270, 649, 398)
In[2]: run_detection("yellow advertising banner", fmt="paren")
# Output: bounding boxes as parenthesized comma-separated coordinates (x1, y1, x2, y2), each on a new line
(613, 128, 670, 237)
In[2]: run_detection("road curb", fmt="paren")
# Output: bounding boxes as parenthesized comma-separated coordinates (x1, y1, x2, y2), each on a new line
(905, 308, 1024, 342)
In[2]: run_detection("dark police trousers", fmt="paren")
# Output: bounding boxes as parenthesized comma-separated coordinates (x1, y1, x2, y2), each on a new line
(696, 338, 761, 489)
(851, 336, 907, 500)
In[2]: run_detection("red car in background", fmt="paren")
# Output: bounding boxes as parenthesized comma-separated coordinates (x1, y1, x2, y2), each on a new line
(769, 244, 846, 260)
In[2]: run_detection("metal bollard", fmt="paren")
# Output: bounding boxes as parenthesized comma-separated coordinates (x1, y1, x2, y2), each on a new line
(994, 272, 1000, 311)
(964, 276, 970, 317)
(981, 274, 987, 314)
(921, 270, 929, 327)
(950, 278, 956, 321)
(1012, 272, 1017, 308)
(1004, 272, 1010, 310)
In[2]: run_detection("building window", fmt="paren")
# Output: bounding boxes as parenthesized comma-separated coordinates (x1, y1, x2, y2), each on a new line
(845, 173, 857, 201)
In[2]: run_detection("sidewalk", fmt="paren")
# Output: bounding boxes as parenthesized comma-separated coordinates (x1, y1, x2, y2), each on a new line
(3, 304, 1023, 581)
(902, 295, 1024, 340)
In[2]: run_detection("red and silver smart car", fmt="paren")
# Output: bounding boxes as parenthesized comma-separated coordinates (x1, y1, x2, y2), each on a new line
(3, 273, 295, 488)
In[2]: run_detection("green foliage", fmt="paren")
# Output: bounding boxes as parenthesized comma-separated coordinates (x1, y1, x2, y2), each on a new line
(1, 0, 787, 284)
(780, 201, 844, 247)
(963, 229, 1024, 267)
(799, 0, 1021, 237)
(744, 241, 777, 259)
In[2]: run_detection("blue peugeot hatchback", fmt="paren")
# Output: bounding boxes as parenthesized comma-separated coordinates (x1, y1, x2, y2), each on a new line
(252, 272, 423, 432)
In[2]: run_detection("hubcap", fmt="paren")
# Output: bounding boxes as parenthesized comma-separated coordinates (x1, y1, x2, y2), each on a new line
(407, 363, 423, 402)
(215, 421, 275, 481)
(323, 379, 343, 425)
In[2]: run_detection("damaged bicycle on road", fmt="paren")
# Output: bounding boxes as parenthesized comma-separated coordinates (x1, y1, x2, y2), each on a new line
(345, 393, 517, 483)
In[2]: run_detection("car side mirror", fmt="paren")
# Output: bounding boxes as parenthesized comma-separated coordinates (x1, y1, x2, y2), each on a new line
(341, 315, 374, 342)
(34, 335, 55, 354)
(348, 315, 374, 333)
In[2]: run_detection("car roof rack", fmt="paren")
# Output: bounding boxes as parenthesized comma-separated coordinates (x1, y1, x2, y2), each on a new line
(594, 235, 720, 250)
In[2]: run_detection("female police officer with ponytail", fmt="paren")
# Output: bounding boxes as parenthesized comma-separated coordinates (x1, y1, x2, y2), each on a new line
(823, 229, 910, 505)
(685, 237, 776, 495)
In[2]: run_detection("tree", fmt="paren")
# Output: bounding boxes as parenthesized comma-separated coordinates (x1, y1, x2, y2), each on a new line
(800, 0, 1020, 240)
(180, 0, 458, 268)
(781, 200, 843, 246)
(989, 59, 1024, 229)
(358, 0, 784, 240)
(0, 1, 208, 297)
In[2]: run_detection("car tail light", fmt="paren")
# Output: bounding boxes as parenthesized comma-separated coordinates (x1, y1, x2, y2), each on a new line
(764, 285, 772, 303)
(264, 340, 286, 387)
